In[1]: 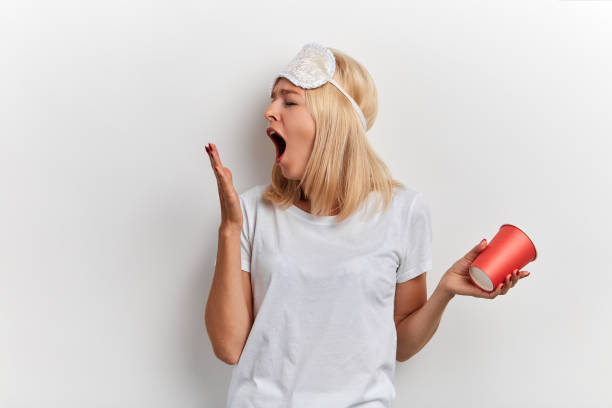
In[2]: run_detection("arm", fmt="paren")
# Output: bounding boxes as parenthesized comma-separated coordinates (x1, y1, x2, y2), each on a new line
(395, 281, 454, 362)
(205, 227, 254, 365)
(395, 238, 530, 362)
(203, 143, 253, 366)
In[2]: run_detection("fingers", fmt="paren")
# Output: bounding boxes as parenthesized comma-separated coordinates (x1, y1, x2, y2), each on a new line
(208, 142, 224, 170)
(491, 269, 530, 298)
(205, 144, 222, 186)
(204, 143, 241, 227)
(205, 143, 223, 172)
(209, 143, 232, 190)
(488, 282, 505, 298)
(208, 144, 226, 179)
(464, 239, 488, 263)
(500, 272, 513, 295)
(205, 143, 226, 218)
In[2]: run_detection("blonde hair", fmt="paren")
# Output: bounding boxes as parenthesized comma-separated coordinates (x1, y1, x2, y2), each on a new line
(263, 45, 405, 223)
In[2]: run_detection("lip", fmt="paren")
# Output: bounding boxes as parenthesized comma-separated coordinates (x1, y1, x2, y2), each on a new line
(266, 126, 283, 139)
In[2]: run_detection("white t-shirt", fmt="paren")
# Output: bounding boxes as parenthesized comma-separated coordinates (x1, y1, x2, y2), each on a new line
(223, 183, 433, 408)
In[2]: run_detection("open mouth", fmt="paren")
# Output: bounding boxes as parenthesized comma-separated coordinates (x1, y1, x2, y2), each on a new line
(268, 131, 287, 161)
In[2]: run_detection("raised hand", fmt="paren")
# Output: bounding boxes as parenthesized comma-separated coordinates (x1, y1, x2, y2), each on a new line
(204, 143, 243, 234)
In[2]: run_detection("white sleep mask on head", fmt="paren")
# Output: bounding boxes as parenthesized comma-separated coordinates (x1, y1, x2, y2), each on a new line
(268, 42, 368, 132)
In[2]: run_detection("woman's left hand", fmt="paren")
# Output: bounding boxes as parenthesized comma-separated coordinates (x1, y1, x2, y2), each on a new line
(440, 239, 531, 299)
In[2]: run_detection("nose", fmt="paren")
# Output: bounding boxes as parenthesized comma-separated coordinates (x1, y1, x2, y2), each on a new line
(264, 102, 278, 122)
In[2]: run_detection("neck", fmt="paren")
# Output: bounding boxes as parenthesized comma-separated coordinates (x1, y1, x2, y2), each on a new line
(297, 199, 340, 216)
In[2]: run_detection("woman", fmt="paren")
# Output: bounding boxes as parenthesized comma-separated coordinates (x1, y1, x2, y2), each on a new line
(204, 43, 530, 408)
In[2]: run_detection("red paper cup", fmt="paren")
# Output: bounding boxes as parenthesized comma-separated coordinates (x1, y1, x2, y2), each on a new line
(469, 224, 537, 292)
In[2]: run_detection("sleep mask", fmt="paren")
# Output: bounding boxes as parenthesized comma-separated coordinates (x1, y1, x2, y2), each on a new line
(268, 42, 368, 132)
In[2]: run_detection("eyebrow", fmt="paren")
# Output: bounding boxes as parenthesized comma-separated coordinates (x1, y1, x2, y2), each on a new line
(270, 88, 302, 99)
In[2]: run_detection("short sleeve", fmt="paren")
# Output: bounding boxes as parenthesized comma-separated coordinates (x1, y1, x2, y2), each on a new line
(212, 190, 253, 273)
(238, 193, 252, 272)
(396, 192, 433, 283)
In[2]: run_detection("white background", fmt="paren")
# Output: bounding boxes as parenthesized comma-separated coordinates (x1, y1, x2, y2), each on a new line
(1, 1, 611, 407)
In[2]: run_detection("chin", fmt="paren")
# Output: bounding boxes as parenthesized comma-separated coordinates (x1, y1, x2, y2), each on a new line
(279, 167, 299, 181)
(277, 160, 304, 181)
(285, 173, 304, 181)
(283, 172, 298, 181)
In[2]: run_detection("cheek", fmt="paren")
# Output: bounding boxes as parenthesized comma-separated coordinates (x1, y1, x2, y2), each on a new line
(303, 114, 316, 138)
(292, 131, 315, 157)
(295, 115, 316, 145)
(283, 111, 315, 156)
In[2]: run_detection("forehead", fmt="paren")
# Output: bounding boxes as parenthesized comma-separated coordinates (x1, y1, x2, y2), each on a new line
(270, 78, 304, 98)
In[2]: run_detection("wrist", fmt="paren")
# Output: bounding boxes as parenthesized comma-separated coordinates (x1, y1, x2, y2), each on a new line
(435, 279, 455, 302)
(218, 224, 241, 237)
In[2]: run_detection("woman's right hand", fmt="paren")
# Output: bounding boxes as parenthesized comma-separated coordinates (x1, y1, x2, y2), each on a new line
(205, 142, 243, 234)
